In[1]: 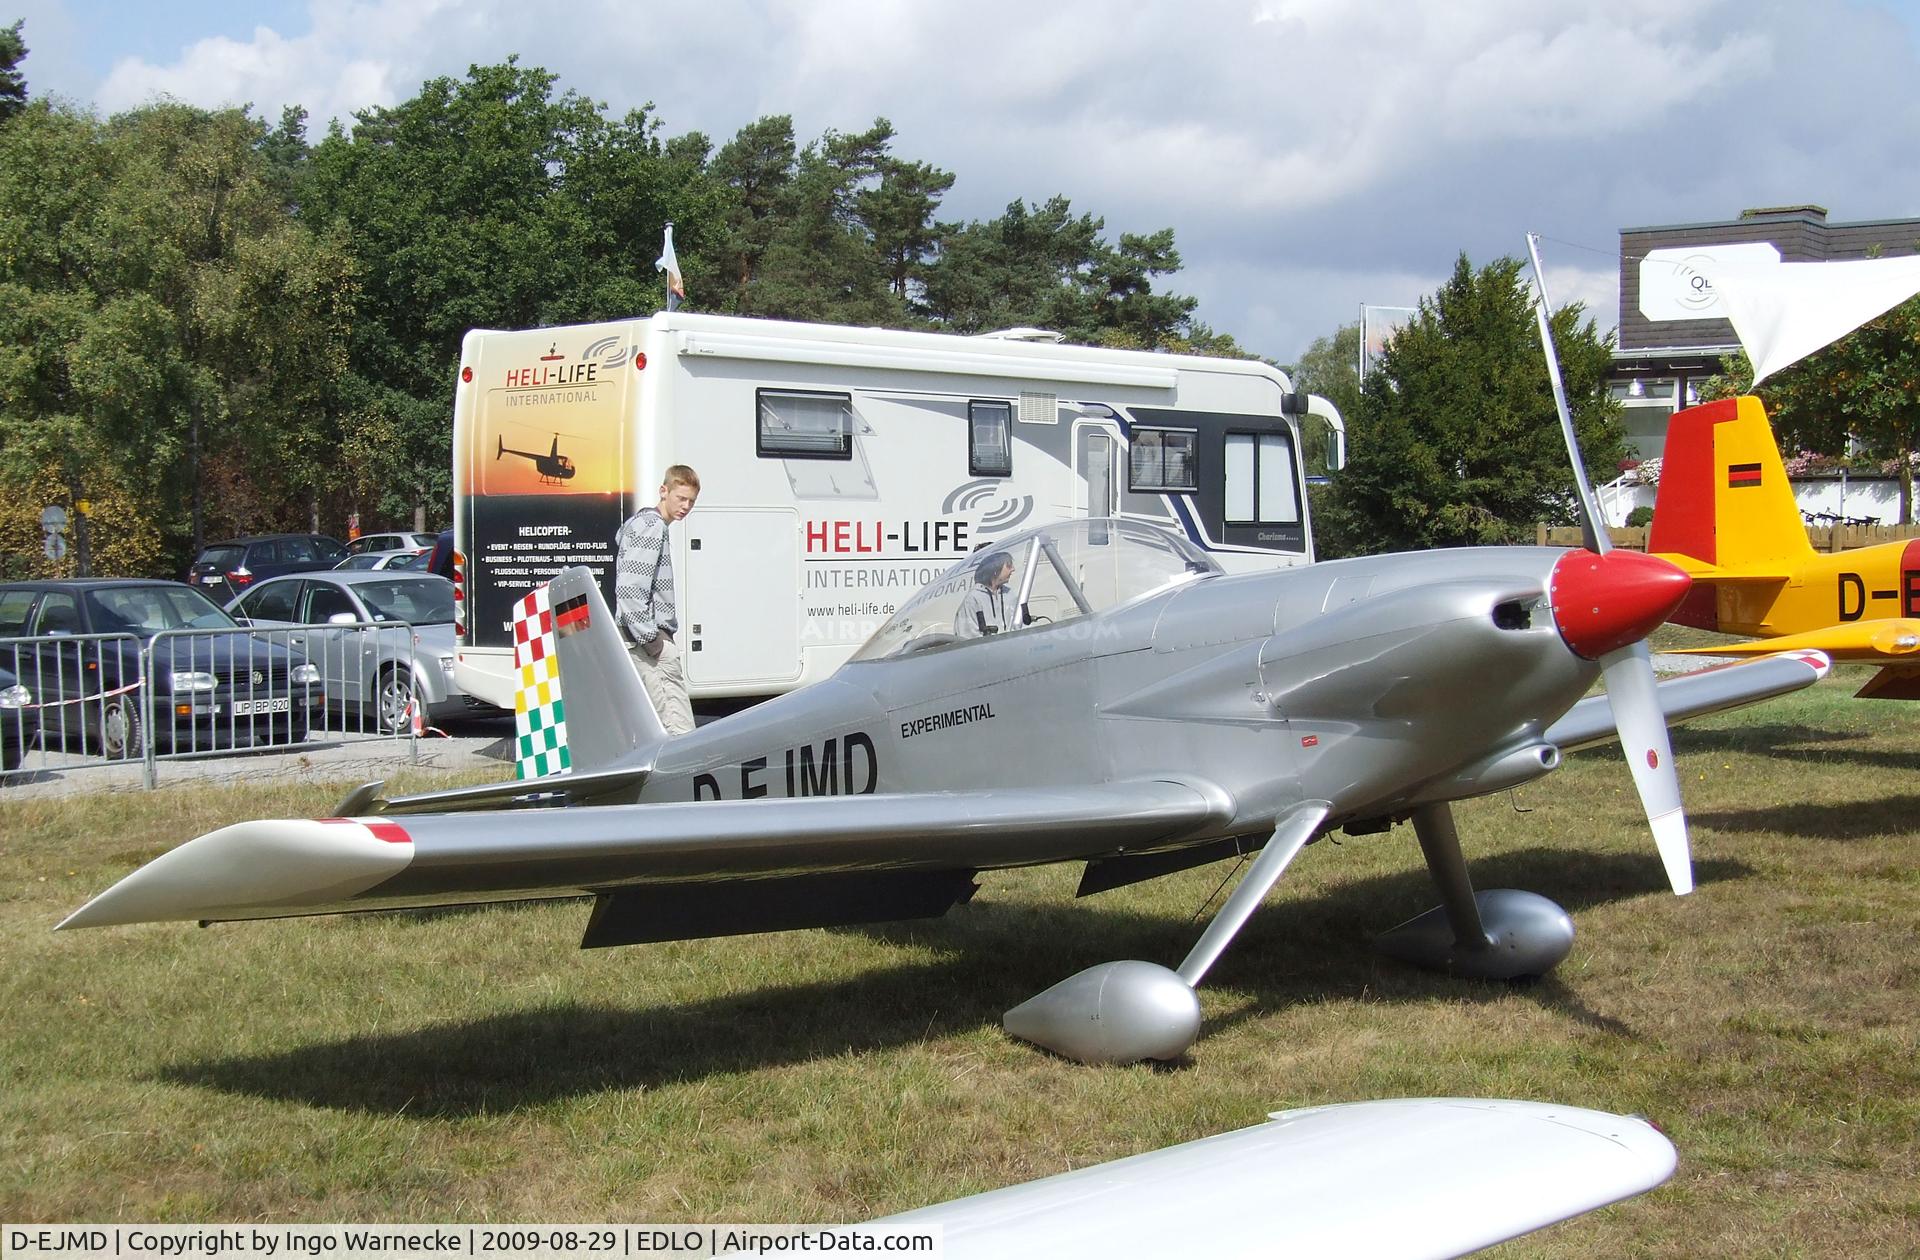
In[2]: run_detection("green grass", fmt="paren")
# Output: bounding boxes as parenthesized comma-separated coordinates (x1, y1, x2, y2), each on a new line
(1, 678, 1915, 1255)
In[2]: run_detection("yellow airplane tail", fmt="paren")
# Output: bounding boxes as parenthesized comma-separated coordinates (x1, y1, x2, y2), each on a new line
(1647, 395, 1817, 573)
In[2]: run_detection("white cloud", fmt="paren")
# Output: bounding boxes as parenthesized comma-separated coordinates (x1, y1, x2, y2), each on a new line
(43, 0, 1920, 360)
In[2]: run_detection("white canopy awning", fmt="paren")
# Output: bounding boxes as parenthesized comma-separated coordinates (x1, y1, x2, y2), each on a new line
(1699, 255, 1920, 387)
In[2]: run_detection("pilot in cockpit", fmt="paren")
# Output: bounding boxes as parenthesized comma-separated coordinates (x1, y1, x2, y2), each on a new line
(954, 551, 1015, 639)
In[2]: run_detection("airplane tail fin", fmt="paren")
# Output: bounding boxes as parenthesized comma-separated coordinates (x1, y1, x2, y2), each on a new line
(510, 567, 665, 779)
(1647, 395, 1815, 571)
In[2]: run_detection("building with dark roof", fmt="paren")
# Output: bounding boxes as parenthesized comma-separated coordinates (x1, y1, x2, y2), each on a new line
(1611, 205, 1920, 459)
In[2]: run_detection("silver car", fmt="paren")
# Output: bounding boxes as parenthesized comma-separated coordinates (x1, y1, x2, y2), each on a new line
(226, 571, 490, 731)
(346, 531, 436, 556)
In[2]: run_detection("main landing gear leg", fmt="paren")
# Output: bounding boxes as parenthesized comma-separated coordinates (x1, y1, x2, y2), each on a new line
(1002, 802, 1333, 1065)
(1375, 802, 1575, 980)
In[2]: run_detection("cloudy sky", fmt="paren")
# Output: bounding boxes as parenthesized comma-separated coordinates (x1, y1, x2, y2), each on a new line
(12, 0, 1920, 364)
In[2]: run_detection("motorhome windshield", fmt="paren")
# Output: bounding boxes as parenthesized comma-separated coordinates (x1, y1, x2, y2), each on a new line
(851, 519, 1220, 660)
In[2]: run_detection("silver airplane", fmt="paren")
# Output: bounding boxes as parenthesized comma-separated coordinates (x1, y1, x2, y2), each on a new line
(60, 510, 1827, 1062)
(62, 257, 1831, 1062)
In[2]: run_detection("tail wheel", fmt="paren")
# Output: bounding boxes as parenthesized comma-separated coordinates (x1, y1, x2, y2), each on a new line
(375, 665, 415, 734)
(100, 695, 144, 760)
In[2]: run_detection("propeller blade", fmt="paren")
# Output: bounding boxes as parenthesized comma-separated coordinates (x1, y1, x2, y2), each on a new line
(1531, 234, 1692, 894)
(1526, 233, 1609, 556)
(1600, 641, 1693, 896)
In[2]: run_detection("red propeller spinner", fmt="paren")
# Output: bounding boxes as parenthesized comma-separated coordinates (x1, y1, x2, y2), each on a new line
(1549, 549, 1693, 661)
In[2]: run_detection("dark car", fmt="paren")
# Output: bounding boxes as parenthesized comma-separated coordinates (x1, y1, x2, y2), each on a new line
(0, 662, 38, 774)
(0, 579, 323, 758)
(185, 533, 348, 604)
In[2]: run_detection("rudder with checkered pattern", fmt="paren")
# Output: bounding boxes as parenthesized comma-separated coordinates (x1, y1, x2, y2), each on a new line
(511, 567, 665, 779)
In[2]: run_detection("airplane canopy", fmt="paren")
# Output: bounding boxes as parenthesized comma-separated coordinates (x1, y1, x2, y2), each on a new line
(1700, 254, 1920, 388)
(853, 518, 1220, 661)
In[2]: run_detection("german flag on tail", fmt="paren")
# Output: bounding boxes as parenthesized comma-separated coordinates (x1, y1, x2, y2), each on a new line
(554, 592, 591, 637)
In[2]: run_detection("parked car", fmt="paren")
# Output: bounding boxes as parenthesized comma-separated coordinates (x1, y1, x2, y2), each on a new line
(186, 534, 348, 604)
(226, 571, 493, 731)
(346, 531, 437, 556)
(0, 662, 38, 773)
(0, 579, 323, 758)
(334, 549, 423, 571)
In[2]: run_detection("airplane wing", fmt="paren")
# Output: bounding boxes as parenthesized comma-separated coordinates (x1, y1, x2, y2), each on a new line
(64, 651, 1834, 938)
(1543, 650, 1830, 753)
(1672, 617, 1920, 664)
(878, 1097, 1676, 1259)
(58, 779, 1233, 936)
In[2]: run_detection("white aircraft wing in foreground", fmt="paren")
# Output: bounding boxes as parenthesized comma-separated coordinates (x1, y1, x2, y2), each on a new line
(880, 1098, 1675, 1259)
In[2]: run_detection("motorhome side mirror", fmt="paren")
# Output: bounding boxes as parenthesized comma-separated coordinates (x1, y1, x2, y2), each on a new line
(1287, 396, 1347, 476)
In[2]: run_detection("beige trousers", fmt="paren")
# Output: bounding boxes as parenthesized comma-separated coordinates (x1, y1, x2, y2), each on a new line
(628, 634, 695, 736)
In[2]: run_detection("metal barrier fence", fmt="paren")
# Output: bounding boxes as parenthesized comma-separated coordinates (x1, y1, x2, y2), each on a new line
(2, 621, 423, 788)
(1, 631, 144, 780)
(209, 620, 430, 746)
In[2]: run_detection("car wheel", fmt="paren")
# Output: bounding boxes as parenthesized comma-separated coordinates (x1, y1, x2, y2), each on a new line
(375, 665, 415, 734)
(100, 695, 144, 761)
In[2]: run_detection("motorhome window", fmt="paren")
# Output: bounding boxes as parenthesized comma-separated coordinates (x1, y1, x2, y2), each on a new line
(758, 389, 854, 460)
(969, 400, 1013, 477)
(1128, 428, 1198, 492)
(1224, 432, 1300, 525)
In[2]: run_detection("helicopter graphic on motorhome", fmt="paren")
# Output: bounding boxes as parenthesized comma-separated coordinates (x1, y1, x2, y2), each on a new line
(496, 433, 577, 484)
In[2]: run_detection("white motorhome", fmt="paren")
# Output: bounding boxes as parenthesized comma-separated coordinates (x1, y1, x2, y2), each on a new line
(451, 312, 1344, 707)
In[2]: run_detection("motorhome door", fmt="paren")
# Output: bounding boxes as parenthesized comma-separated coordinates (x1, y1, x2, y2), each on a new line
(680, 507, 804, 689)
(1073, 421, 1120, 518)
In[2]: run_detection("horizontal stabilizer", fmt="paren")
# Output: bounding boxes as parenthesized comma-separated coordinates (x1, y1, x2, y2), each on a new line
(882, 1098, 1675, 1259)
(1544, 650, 1830, 753)
(1657, 556, 1792, 585)
(371, 764, 653, 815)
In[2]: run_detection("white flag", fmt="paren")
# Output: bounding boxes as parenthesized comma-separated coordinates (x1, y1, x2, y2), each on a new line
(1701, 255, 1920, 387)
(656, 223, 685, 311)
